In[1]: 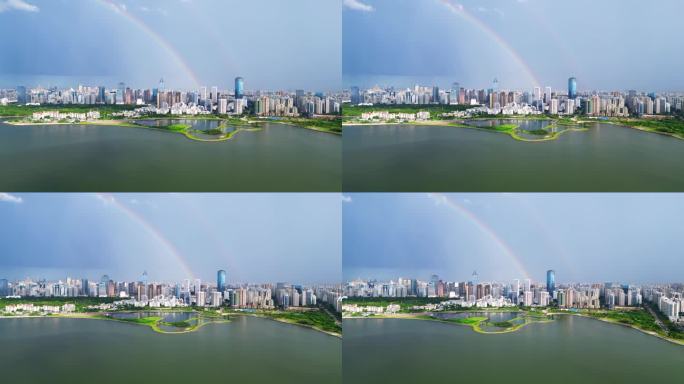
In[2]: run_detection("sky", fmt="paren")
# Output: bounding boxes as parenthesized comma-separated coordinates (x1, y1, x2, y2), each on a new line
(343, 0, 684, 91)
(0, 0, 341, 90)
(0, 193, 341, 284)
(343, 193, 684, 284)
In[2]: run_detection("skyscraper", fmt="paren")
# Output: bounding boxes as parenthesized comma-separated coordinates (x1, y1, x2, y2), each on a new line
(568, 77, 577, 99)
(234, 77, 244, 99)
(351, 86, 360, 105)
(450, 82, 460, 104)
(547, 270, 556, 296)
(97, 86, 105, 103)
(217, 269, 226, 292)
(0, 279, 8, 297)
(117, 82, 125, 104)
(16, 86, 27, 104)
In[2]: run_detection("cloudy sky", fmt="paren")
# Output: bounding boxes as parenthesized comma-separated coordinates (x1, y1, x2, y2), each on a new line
(343, 0, 684, 91)
(343, 193, 684, 284)
(0, 0, 340, 90)
(0, 193, 341, 284)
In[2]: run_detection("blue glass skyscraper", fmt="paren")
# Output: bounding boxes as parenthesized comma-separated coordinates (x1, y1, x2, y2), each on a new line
(16, 86, 26, 104)
(568, 77, 577, 99)
(217, 269, 226, 292)
(546, 270, 555, 296)
(234, 77, 244, 99)
(351, 86, 360, 105)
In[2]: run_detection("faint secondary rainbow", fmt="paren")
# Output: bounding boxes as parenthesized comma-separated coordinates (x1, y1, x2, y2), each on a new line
(428, 193, 531, 280)
(440, 0, 541, 89)
(95, 194, 195, 279)
(96, 0, 201, 88)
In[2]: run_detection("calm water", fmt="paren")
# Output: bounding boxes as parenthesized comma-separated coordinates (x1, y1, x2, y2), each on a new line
(344, 316, 683, 384)
(132, 119, 225, 131)
(0, 316, 341, 384)
(430, 311, 518, 321)
(343, 123, 684, 191)
(0, 121, 340, 191)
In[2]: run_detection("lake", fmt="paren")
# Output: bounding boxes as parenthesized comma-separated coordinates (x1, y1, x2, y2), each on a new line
(0, 316, 341, 384)
(343, 123, 684, 191)
(0, 121, 340, 191)
(343, 316, 683, 384)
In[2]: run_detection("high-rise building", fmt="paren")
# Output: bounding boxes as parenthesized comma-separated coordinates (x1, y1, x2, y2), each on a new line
(217, 270, 226, 292)
(351, 86, 361, 105)
(450, 82, 460, 104)
(234, 77, 244, 99)
(97, 86, 106, 103)
(471, 270, 479, 285)
(116, 82, 125, 104)
(544, 86, 552, 104)
(99, 275, 110, 297)
(547, 270, 555, 296)
(568, 77, 577, 99)
(15, 86, 27, 104)
(0, 279, 8, 297)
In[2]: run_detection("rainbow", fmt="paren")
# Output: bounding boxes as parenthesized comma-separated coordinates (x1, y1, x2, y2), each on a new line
(96, 0, 202, 88)
(440, 0, 541, 89)
(429, 193, 531, 280)
(95, 194, 195, 279)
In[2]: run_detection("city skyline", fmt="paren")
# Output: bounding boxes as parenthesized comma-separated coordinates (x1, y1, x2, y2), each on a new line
(343, 193, 684, 283)
(0, 0, 341, 90)
(0, 193, 341, 283)
(343, 0, 684, 91)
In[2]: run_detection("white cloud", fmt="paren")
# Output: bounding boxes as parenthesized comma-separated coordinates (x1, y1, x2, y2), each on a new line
(0, 193, 23, 204)
(441, 0, 464, 13)
(343, 0, 374, 12)
(95, 193, 116, 206)
(0, 0, 39, 13)
(426, 193, 448, 206)
(341, 195, 353, 203)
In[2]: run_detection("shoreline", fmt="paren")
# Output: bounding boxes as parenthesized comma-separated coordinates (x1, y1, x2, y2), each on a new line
(344, 117, 684, 141)
(343, 312, 551, 334)
(553, 312, 684, 346)
(2, 118, 342, 143)
(0, 311, 341, 338)
(3, 118, 340, 138)
(274, 120, 342, 136)
(342, 119, 588, 142)
(343, 310, 683, 346)
(236, 313, 342, 338)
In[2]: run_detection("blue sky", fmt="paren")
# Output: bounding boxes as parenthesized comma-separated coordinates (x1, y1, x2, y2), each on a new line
(343, 193, 684, 284)
(0, 0, 340, 90)
(343, 0, 684, 91)
(0, 193, 341, 284)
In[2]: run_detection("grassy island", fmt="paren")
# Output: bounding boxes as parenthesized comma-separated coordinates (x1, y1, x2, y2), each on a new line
(241, 308, 341, 337)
